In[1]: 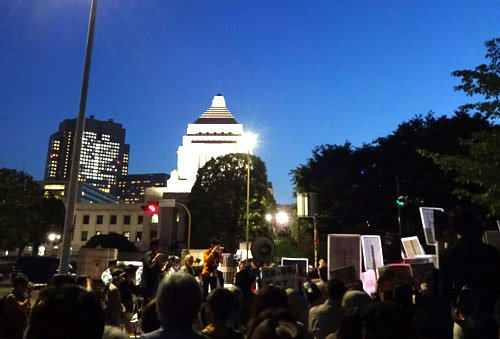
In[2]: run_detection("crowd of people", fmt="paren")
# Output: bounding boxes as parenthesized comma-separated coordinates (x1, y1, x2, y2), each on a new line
(0, 207, 499, 339)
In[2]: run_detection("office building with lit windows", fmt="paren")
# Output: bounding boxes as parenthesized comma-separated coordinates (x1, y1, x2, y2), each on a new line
(44, 115, 130, 196)
(116, 173, 170, 204)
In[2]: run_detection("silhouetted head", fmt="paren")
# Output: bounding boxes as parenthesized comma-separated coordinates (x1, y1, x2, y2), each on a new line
(156, 273, 202, 329)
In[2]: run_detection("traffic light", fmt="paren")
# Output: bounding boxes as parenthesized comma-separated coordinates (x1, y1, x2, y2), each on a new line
(142, 202, 159, 214)
(396, 196, 407, 206)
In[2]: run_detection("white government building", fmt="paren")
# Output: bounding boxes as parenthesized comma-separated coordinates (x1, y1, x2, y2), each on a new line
(72, 95, 254, 252)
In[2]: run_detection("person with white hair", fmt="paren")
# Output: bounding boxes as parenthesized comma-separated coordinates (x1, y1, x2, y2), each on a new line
(142, 272, 206, 339)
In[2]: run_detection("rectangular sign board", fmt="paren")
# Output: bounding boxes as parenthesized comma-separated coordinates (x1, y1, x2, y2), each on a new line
(401, 236, 425, 258)
(419, 207, 444, 245)
(327, 234, 362, 279)
(261, 265, 297, 289)
(330, 265, 357, 285)
(281, 257, 309, 276)
(159, 199, 175, 207)
(484, 231, 500, 253)
(361, 235, 384, 271)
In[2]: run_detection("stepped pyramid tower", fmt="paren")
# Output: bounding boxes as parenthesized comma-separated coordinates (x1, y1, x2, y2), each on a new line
(166, 94, 252, 193)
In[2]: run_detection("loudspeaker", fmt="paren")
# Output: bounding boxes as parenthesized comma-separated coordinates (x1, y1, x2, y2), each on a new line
(251, 237, 276, 263)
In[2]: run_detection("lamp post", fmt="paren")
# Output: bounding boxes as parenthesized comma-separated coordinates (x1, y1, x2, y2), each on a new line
(59, 0, 99, 274)
(242, 133, 257, 261)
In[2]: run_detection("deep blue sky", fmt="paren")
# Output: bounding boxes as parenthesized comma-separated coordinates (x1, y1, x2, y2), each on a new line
(1, 1, 499, 204)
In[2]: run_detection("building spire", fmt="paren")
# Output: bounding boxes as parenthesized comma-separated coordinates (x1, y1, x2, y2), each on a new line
(194, 94, 238, 124)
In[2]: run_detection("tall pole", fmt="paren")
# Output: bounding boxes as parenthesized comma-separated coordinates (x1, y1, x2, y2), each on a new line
(396, 174, 403, 260)
(246, 151, 251, 261)
(313, 215, 318, 267)
(59, 0, 99, 274)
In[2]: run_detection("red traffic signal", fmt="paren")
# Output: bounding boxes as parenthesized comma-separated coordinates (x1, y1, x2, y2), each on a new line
(142, 202, 159, 214)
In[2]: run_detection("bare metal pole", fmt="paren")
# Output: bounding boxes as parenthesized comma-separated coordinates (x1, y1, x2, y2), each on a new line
(246, 151, 251, 261)
(59, 0, 98, 274)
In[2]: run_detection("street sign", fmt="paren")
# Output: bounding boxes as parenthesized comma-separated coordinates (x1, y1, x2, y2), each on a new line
(159, 199, 175, 207)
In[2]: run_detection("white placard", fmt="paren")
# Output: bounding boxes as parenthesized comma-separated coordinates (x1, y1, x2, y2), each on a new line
(361, 235, 384, 271)
(419, 207, 444, 245)
(261, 265, 297, 289)
(401, 236, 425, 258)
(327, 234, 362, 279)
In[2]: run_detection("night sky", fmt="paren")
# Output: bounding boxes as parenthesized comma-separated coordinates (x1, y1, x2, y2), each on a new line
(1, 0, 499, 203)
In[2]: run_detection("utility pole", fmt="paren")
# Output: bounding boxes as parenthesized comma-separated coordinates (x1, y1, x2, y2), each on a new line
(60, 0, 99, 274)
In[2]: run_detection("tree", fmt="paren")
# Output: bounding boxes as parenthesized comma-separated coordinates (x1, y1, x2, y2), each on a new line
(421, 38, 500, 217)
(0, 168, 66, 255)
(453, 38, 500, 119)
(291, 113, 492, 260)
(83, 232, 137, 252)
(188, 153, 276, 251)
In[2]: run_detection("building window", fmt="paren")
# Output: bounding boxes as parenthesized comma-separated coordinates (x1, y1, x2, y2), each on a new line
(151, 214, 159, 224)
(110, 215, 117, 224)
(123, 231, 130, 240)
(81, 231, 88, 241)
(138, 215, 143, 225)
(96, 215, 103, 224)
(136, 232, 142, 242)
(124, 215, 131, 225)
(83, 215, 89, 224)
(150, 230, 157, 239)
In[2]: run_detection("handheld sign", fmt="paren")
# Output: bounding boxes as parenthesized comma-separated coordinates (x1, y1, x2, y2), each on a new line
(281, 257, 308, 277)
(484, 231, 500, 253)
(401, 236, 425, 258)
(327, 234, 362, 279)
(330, 265, 357, 286)
(419, 207, 444, 245)
(261, 265, 297, 289)
(361, 235, 384, 271)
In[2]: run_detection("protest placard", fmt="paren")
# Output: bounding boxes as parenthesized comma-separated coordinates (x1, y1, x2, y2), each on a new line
(330, 265, 357, 285)
(260, 265, 297, 289)
(361, 235, 384, 271)
(401, 236, 425, 258)
(281, 257, 309, 277)
(327, 234, 362, 279)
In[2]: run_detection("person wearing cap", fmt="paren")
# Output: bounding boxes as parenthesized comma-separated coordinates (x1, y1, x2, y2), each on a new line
(104, 268, 126, 327)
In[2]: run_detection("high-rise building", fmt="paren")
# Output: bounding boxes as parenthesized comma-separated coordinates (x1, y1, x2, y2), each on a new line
(44, 115, 130, 195)
(117, 173, 170, 204)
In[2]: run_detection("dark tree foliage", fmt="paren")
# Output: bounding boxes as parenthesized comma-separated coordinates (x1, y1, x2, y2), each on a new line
(189, 153, 276, 251)
(452, 38, 500, 119)
(422, 38, 500, 217)
(83, 232, 137, 252)
(0, 168, 66, 255)
(291, 113, 492, 243)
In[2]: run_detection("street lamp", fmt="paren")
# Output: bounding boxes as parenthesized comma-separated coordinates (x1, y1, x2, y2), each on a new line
(60, 0, 99, 274)
(241, 133, 257, 260)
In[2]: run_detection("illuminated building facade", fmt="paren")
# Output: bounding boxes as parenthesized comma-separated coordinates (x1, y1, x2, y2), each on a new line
(166, 94, 253, 193)
(41, 180, 123, 204)
(117, 173, 170, 203)
(44, 116, 130, 195)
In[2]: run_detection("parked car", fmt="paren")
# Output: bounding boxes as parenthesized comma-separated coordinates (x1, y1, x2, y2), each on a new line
(11, 256, 75, 284)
